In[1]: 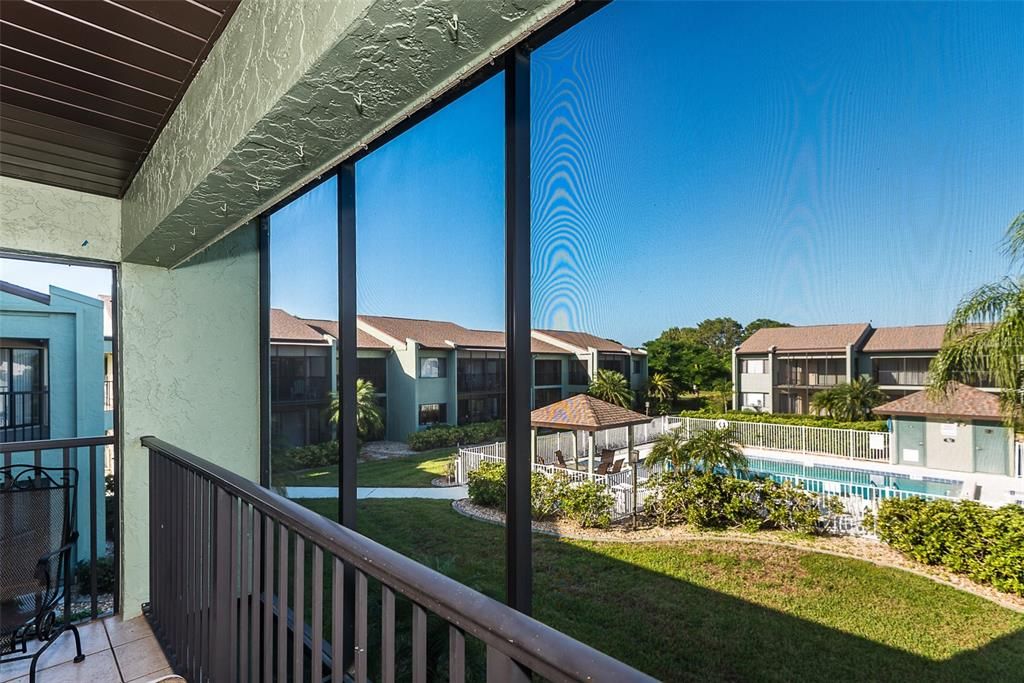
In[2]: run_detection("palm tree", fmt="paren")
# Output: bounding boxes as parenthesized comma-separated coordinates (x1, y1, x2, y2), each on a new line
(588, 368, 633, 408)
(646, 372, 674, 414)
(810, 379, 887, 422)
(645, 428, 691, 475)
(684, 427, 747, 476)
(930, 212, 1024, 427)
(328, 378, 384, 439)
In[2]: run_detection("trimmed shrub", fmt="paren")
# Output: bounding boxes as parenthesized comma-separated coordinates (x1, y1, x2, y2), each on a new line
(408, 420, 505, 452)
(646, 472, 822, 534)
(531, 471, 570, 521)
(467, 462, 506, 509)
(289, 441, 340, 468)
(76, 555, 116, 595)
(871, 497, 1024, 595)
(679, 410, 886, 432)
(561, 481, 614, 529)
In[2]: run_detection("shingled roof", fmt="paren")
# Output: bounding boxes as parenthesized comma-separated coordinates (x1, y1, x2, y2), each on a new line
(270, 309, 328, 343)
(300, 317, 392, 350)
(530, 393, 650, 431)
(862, 325, 946, 352)
(737, 323, 871, 354)
(873, 383, 1002, 420)
(533, 329, 640, 354)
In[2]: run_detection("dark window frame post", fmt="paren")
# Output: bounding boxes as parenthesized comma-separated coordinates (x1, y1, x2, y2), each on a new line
(504, 44, 532, 617)
(259, 215, 271, 487)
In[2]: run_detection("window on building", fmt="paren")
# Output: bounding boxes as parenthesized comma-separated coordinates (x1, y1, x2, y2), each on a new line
(457, 396, 503, 425)
(741, 359, 766, 374)
(420, 357, 448, 378)
(741, 392, 767, 410)
(569, 358, 590, 385)
(597, 353, 628, 376)
(419, 402, 447, 426)
(270, 346, 331, 402)
(0, 345, 48, 442)
(875, 357, 933, 386)
(534, 359, 561, 386)
(357, 357, 387, 392)
(457, 351, 504, 392)
(534, 387, 562, 408)
(632, 358, 643, 375)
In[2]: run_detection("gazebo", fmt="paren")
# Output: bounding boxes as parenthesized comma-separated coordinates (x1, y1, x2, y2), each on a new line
(530, 394, 652, 475)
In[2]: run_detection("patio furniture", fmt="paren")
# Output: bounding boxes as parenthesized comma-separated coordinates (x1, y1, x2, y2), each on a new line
(0, 465, 84, 682)
(600, 449, 617, 464)
(596, 462, 610, 476)
(608, 460, 624, 475)
(555, 450, 568, 468)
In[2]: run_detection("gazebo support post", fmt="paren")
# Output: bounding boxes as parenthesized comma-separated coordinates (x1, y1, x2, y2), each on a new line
(571, 431, 579, 466)
(588, 431, 595, 476)
(628, 425, 638, 529)
(531, 427, 537, 464)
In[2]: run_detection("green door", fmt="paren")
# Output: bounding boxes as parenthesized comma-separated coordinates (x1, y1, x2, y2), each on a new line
(973, 422, 1009, 475)
(898, 418, 926, 466)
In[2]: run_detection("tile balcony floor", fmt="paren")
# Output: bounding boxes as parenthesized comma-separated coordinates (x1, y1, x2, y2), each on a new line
(0, 616, 178, 683)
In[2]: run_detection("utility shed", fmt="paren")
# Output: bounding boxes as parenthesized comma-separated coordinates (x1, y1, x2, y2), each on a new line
(874, 382, 1013, 476)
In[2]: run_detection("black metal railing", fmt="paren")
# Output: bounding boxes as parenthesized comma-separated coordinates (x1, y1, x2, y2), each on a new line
(0, 390, 50, 442)
(143, 436, 655, 682)
(104, 379, 114, 411)
(0, 435, 118, 622)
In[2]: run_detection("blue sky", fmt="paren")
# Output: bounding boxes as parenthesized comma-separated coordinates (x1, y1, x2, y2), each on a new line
(267, 1, 1020, 346)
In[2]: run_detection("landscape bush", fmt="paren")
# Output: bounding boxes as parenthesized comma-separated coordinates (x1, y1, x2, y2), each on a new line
(679, 410, 886, 432)
(646, 472, 824, 534)
(288, 440, 340, 468)
(868, 497, 1024, 596)
(467, 462, 506, 508)
(407, 420, 505, 451)
(76, 555, 117, 595)
(468, 464, 613, 528)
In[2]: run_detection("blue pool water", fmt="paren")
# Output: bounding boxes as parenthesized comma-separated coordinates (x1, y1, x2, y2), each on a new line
(741, 456, 963, 499)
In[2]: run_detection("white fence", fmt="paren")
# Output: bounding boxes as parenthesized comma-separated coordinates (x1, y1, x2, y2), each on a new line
(680, 417, 890, 462)
(533, 415, 679, 464)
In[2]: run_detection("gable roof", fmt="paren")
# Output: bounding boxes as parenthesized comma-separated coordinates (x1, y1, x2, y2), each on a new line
(0, 280, 50, 305)
(533, 329, 639, 354)
(301, 317, 392, 350)
(862, 325, 946, 352)
(530, 393, 651, 431)
(873, 383, 1003, 421)
(738, 323, 871, 354)
(270, 309, 328, 343)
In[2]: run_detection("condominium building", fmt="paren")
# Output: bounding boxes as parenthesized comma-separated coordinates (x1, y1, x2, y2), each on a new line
(270, 309, 647, 445)
(731, 323, 997, 414)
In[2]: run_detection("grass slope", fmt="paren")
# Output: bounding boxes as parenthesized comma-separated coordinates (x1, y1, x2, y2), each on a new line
(273, 448, 453, 487)
(300, 498, 1024, 683)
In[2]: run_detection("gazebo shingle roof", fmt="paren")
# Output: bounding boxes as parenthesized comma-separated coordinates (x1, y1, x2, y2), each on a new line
(873, 382, 1002, 420)
(530, 394, 650, 431)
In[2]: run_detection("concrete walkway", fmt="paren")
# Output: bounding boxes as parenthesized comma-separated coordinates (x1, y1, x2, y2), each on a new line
(285, 486, 467, 500)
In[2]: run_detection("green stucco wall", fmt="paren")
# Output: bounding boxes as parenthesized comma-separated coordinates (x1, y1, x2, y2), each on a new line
(1, 176, 121, 262)
(119, 224, 260, 617)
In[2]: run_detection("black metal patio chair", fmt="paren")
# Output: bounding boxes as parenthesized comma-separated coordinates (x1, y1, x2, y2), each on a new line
(0, 465, 84, 681)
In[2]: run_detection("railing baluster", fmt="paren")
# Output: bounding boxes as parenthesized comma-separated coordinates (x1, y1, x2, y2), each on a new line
(250, 510, 262, 681)
(311, 545, 324, 683)
(200, 477, 210, 682)
(187, 469, 198, 679)
(354, 569, 367, 683)
(332, 557, 344, 681)
(263, 517, 274, 683)
(293, 536, 305, 683)
(240, 504, 251, 683)
(381, 585, 395, 683)
(228, 492, 239, 683)
(449, 626, 465, 683)
(277, 524, 288, 683)
(412, 603, 427, 683)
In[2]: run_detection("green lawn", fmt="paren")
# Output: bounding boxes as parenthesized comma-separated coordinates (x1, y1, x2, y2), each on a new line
(300, 498, 1024, 683)
(273, 448, 454, 487)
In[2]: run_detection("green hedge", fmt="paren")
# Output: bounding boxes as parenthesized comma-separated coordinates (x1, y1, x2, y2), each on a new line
(408, 420, 505, 452)
(468, 464, 613, 529)
(646, 472, 829, 534)
(868, 497, 1024, 596)
(679, 410, 887, 432)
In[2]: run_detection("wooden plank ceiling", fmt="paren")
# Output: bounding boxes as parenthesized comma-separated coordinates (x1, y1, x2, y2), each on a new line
(0, 0, 240, 198)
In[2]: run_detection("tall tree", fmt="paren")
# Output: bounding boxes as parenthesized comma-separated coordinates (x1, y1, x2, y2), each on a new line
(328, 378, 384, 438)
(694, 318, 744, 358)
(930, 211, 1024, 426)
(588, 369, 633, 408)
(742, 318, 791, 340)
(645, 334, 729, 393)
(645, 372, 674, 414)
(809, 379, 887, 422)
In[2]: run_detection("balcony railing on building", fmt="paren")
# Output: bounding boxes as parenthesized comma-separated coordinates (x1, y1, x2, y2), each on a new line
(1, 389, 50, 442)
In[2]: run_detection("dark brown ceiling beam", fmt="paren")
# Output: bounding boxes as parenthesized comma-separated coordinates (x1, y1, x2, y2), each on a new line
(0, 46, 172, 113)
(0, 160, 123, 197)
(0, 25, 182, 99)
(0, 86, 156, 142)
(114, 0, 223, 38)
(1, 1, 194, 80)
(1, 103, 149, 153)
(1, 140, 133, 174)
(1, 153, 126, 189)
(41, 0, 207, 60)
(1, 68, 166, 125)
(0, 117, 143, 163)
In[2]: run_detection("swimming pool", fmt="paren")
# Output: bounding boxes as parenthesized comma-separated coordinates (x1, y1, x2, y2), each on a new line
(741, 456, 963, 499)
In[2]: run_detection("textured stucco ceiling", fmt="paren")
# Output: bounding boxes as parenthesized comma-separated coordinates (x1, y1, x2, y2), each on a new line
(121, 0, 574, 266)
